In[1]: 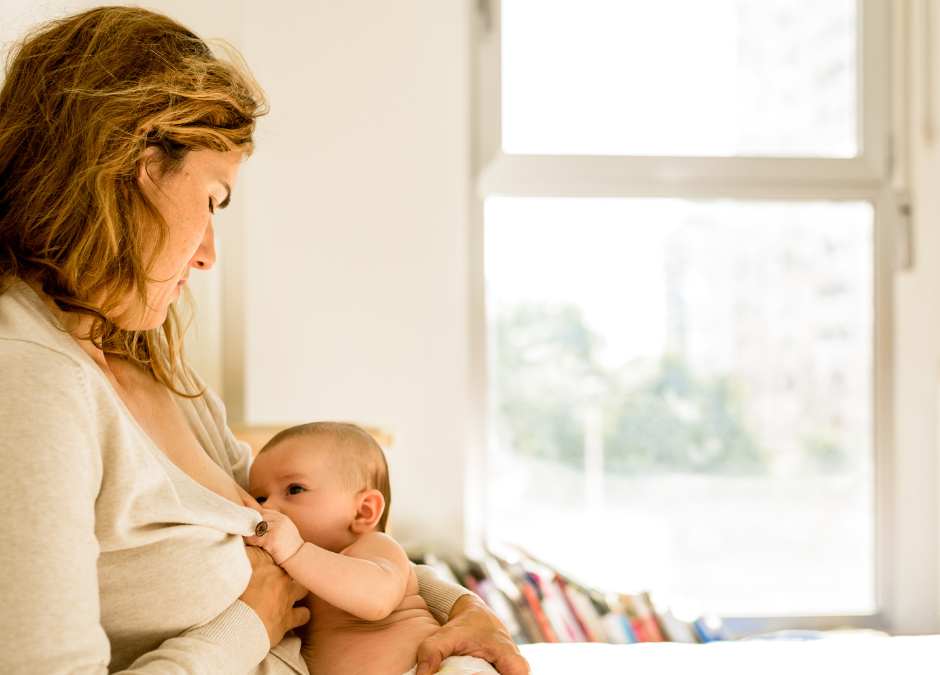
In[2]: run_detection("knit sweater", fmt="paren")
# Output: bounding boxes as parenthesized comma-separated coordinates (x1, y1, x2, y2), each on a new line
(0, 280, 468, 674)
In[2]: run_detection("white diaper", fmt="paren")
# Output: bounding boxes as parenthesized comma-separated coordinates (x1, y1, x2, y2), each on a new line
(404, 654, 500, 675)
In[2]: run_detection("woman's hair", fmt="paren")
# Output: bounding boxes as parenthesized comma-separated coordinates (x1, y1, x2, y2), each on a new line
(0, 6, 267, 394)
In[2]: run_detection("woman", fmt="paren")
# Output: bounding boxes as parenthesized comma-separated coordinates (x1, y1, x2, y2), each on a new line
(0, 7, 529, 675)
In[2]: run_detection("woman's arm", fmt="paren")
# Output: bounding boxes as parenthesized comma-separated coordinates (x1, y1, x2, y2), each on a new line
(413, 565, 473, 624)
(1, 343, 108, 673)
(0, 340, 297, 674)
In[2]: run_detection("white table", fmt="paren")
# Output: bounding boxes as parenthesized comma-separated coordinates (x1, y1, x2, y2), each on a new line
(520, 635, 940, 674)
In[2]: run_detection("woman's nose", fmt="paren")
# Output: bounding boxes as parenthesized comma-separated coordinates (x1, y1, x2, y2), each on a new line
(190, 219, 216, 271)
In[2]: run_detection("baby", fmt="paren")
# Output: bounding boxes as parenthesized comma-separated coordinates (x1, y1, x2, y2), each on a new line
(245, 421, 499, 675)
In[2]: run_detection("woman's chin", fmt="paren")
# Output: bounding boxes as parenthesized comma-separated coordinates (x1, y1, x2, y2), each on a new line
(111, 307, 168, 332)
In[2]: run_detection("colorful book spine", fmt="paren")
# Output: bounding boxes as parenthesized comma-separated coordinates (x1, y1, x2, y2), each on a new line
(623, 593, 665, 642)
(520, 577, 559, 643)
(555, 578, 598, 642)
(458, 549, 723, 646)
(531, 571, 587, 643)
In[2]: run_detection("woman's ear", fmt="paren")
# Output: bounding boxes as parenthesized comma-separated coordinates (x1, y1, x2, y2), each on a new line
(137, 145, 160, 184)
(351, 489, 385, 534)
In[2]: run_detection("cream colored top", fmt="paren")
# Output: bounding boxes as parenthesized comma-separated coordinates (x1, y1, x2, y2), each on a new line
(0, 280, 468, 674)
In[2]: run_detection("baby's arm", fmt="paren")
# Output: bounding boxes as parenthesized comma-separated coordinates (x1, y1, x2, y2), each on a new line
(245, 509, 410, 622)
(285, 533, 410, 621)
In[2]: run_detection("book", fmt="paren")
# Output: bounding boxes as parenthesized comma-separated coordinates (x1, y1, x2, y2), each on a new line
(555, 577, 601, 642)
(449, 547, 724, 646)
(621, 593, 665, 642)
(479, 556, 544, 644)
(519, 575, 559, 642)
(693, 614, 731, 642)
(523, 565, 586, 643)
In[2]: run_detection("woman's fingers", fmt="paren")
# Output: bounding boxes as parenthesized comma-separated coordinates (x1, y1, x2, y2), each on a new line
(290, 605, 311, 631)
(239, 544, 305, 647)
(244, 543, 274, 566)
(489, 651, 532, 675)
(414, 634, 447, 675)
(291, 580, 307, 603)
(415, 595, 531, 675)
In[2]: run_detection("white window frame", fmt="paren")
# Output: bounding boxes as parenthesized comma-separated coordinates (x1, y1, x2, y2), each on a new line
(467, 0, 925, 635)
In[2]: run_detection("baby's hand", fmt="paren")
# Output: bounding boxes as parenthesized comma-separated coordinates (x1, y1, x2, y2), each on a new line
(244, 509, 305, 566)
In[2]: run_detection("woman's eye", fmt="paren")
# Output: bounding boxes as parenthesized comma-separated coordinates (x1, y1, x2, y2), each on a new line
(208, 198, 215, 215)
(288, 485, 305, 496)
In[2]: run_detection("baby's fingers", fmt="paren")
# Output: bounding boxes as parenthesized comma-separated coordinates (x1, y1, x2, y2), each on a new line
(244, 519, 275, 548)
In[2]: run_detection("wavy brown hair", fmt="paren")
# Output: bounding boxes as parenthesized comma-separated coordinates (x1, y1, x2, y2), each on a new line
(0, 6, 267, 394)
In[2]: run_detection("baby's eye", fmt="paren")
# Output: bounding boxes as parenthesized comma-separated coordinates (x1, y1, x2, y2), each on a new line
(255, 496, 267, 505)
(287, 485, 305, 496)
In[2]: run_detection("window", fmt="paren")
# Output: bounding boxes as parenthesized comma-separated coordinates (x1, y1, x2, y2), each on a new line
(473, 0, 895, 629)
(502, 0, 858, 157)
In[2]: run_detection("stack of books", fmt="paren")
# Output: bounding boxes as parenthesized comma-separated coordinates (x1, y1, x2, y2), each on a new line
(412, 549, 730, 645)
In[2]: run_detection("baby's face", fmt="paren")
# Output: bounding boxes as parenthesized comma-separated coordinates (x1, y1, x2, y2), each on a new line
(249, 439, 359, 553)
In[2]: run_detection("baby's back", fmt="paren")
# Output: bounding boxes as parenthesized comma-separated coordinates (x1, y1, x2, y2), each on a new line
(297, 565, 441, 675)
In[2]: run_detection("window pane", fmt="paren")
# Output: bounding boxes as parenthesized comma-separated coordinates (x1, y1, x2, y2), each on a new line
(502, 0, 858, 157)
(485, 197, 874, 616)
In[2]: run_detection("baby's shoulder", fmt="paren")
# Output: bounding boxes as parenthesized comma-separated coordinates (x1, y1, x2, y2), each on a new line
(342, 531, 407, 558)
(342, 532, 414, 579)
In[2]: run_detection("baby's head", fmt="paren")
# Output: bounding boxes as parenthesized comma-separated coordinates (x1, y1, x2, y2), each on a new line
(248, 421, 391, 553)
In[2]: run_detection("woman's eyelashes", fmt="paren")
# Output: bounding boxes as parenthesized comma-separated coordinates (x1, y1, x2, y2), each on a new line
(208, 198, 215, 215)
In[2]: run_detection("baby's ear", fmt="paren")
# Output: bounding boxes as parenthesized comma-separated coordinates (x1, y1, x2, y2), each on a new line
(351, 489, 385, 534)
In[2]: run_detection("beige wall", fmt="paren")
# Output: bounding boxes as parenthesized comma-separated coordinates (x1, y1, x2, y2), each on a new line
(893, 0, 940, 635)
(238, 1, 473, 553)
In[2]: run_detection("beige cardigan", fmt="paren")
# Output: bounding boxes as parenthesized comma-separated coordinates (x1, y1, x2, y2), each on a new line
(0, 281, 468, 674)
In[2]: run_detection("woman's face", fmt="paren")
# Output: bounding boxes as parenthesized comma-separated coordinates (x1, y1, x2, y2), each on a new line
(116, 148, 242, 330)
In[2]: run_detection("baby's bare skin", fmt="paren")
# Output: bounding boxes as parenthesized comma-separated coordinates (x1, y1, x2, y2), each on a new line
(247, 434, 448, 675)
(297, 563, 440, 675)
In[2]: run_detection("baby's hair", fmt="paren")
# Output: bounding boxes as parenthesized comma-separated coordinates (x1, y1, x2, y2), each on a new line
(260, 422, 391, 533)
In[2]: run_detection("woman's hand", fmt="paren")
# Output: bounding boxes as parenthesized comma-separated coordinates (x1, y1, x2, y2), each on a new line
(415, 594, 531, 675)
(243, 508, 305, 565)
(239, 545, 310, 647)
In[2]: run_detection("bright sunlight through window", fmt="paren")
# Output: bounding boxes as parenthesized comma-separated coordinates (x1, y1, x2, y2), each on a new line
(485, 197, 875, 616)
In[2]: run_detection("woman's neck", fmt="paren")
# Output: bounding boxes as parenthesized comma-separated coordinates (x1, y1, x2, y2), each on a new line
(25, 279, 110, 371)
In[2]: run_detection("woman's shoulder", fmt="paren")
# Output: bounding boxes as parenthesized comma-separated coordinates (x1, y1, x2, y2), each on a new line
(0, 279, 87, 371)
(0, 284, 94, 416)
